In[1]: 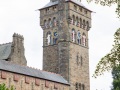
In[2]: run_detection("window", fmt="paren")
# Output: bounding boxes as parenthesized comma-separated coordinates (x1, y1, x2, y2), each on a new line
(53, 31, 58, 44)
(82, 84, 85, 90)
(81, 56, 83, 66)
(46, 31, 52, 45)
(83, 20, 86, 29)
(77, 31, 81, 45)
(72, 15, 75, 25)
(80, 18, 82, 28)
(86, 21, 89, 30)
(53, 17, 57, 27)
(76, 17, 79, 26)
(44, 20, 48, 28)
(82, 33, 86, 46)
(48, 18, 52, 28)
(76, 53, 79, 65)
(76, 82, 78, 90)
(71, 29, 76, 42)
(79, 83, 81, 90)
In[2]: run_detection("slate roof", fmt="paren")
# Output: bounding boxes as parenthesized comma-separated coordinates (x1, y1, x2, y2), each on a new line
(40, 0, 92, 12)
(0, 60, 69, 85)
(0, 43, 12, 60)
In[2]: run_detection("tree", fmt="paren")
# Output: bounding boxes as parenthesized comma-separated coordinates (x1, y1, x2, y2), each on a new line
(0, 83, 14, 90)
(111, 65, 120, 90)
(93, 28, 120, 77)
(86, 0, 120, 18)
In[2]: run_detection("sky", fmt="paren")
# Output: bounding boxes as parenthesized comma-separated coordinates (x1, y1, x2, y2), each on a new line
(0, 0, 120, 90)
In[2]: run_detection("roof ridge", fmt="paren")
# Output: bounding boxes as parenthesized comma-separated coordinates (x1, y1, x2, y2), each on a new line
(0, 42, 12, 46)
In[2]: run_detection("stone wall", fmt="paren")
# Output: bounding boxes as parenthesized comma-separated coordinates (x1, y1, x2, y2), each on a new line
(9, 33, 27, 66)
(0, 70, 69, 90)
(69, 43, 90, 90)
(43, 45, 59, 74)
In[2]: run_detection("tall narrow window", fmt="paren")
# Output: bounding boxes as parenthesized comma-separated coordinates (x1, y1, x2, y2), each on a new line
(77, 31, 81, 45)
(82, 84, 85, 90)
(76, 17, 79, 26)
(80, 18, 82, 28)
(72, 29, 75, 42)
(86, 21, 89, 30)
(44, 20, 48, 29)
(72, 15, 75, 25)
(48, 18, 52, 28)
(81, 56, 83, 66)
(76, 53, 79, 65)
(53, 32, 58, 44)
(82, 33, 86, 46)
(83, 20, 85, 29)
(79, 83, 81, 90)
(53, 17, 57, 27)
(76, 82, 78, 90)
(47, 32, 52, 45)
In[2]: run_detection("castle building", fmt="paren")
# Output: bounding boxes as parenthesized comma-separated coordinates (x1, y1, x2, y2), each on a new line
(0, 34, 69, 90)
(0, 0, 92, 90)
(40, 0, 92, 90)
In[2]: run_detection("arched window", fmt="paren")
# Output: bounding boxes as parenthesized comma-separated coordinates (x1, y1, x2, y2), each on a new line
(77, 31, 81, 45)
(76, 82, 78, 90)
(53, 31, 58, 44)
(71, 29, 76, 42)
(80, 18, 82, 28)
(82, 33, 86, 46)
(83, 20, 86, 29)
(53, 17, 57, 27)
(46, 31, 52, 45)
(48, 18, 52, 28)
(44, 20, 48, 28)
(86, 21, 89, 30)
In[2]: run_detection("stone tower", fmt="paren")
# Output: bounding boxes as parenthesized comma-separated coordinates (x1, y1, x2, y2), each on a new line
(40, 0, 92, 90)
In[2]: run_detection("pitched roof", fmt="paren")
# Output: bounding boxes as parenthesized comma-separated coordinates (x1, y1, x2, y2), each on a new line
(0, 60, 69, 85)
(0, 43, 12, 60)
(40, 0, 92, 12)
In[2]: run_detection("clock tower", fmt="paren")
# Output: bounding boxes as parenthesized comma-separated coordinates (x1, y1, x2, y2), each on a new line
(39, 0, 92, 90)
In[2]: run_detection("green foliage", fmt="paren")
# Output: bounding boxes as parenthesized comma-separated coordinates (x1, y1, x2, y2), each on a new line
(0, 83, 15, 90)
(111, 65, 120, 90)
(93, 28, 120, 78)
(86, 0, 120, 18)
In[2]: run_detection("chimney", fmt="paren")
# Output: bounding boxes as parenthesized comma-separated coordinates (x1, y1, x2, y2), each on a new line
(10, 33, 27, 66)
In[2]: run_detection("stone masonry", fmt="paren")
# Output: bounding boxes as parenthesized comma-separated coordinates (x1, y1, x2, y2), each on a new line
(40, 0, 92, 90)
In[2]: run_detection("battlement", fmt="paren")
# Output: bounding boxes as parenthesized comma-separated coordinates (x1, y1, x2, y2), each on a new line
(13, 33, 24, 40)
